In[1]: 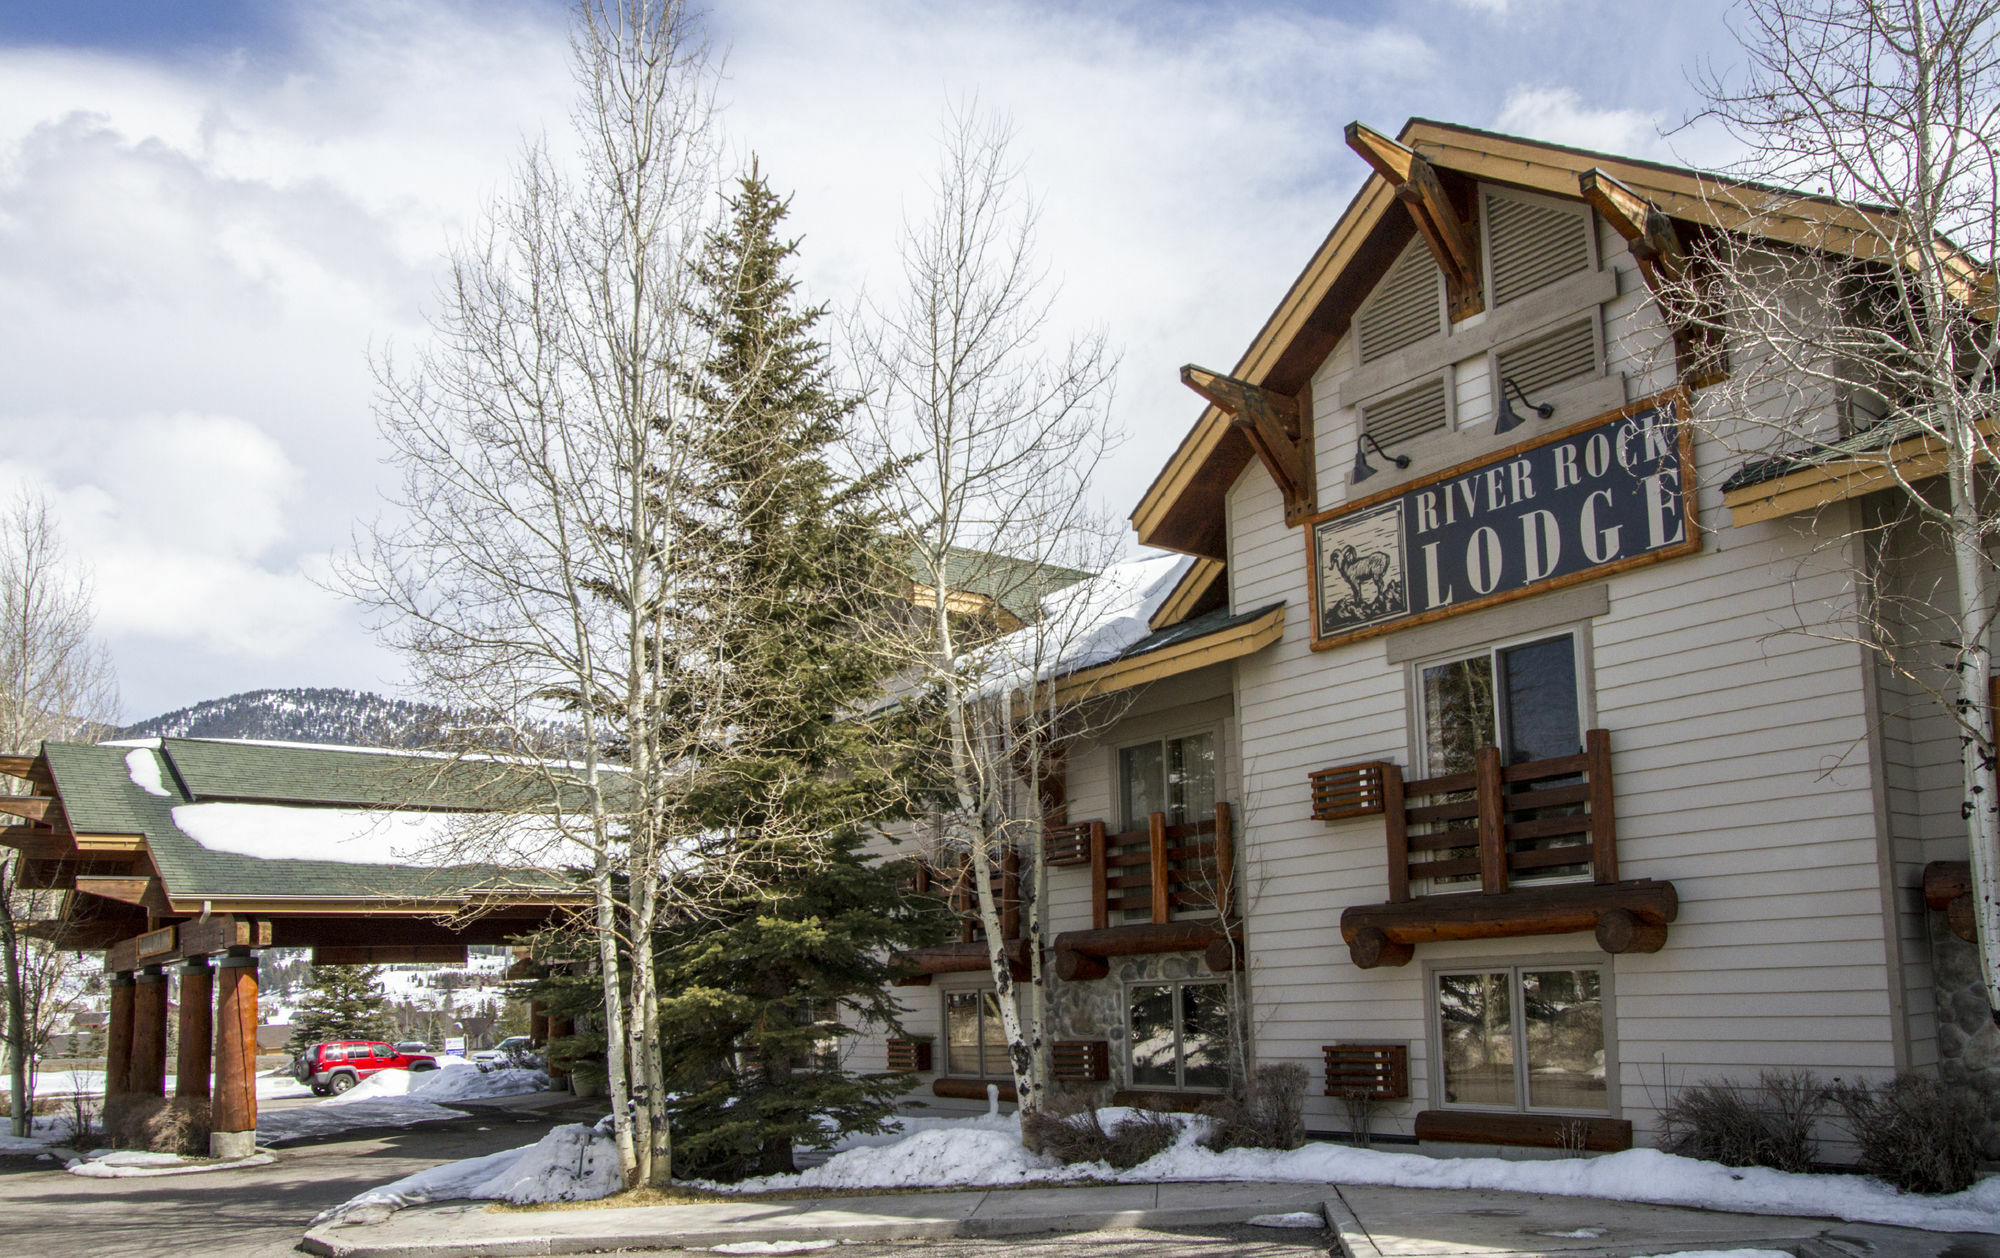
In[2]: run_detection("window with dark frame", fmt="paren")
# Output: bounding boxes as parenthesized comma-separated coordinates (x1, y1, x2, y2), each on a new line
(943, 988, 1009, 1078)
(1127, 979, 1231, 1092)
(1435, 964, 1607, 1113)
(1416, 631, 1587, 888)
(1118, 731, 1217, 829)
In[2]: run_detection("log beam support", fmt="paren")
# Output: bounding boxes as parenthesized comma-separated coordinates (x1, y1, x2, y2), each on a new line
(210, 948, 259, 1159)
(1340, 879, 1678, 968)
(1052, 919, 1241, 981)
(175, 958, 213, 1100)
(1181, 365, 1316, 526)
(1925, 860, 1976, 943)
(1346, 122, 1483, 321)
(104, 973, 135, 1120)
(129, 967, 168, 1099)
(1579, 167, 1725, 387)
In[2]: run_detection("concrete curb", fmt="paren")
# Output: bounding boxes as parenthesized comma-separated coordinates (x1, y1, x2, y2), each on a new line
(301, 1187, 1335, 1258)
(1324, 1190, 1374, 1258)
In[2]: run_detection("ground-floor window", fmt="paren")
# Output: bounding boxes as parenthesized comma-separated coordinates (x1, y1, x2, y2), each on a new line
(1128, 979, 1230, 1091)
(944, 988, 1010, 1077)
(1435, 965, 1607, 1112)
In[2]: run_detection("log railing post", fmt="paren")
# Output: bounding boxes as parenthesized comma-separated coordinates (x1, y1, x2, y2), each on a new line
(1476, 746, 1507, 894)
(1212, 801, 1234, 918)
(1148, 812, 1170, 923)
(1089, 821, 1108, 931)
(175, 958, 213, 1100)
(1587, 728, 1617, 884)
(210, 947, 259, 1159)
(1383, 764, 1409, 903)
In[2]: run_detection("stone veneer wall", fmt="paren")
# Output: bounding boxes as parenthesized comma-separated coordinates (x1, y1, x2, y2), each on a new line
(1929, 909, 2000, 1158)
(1047, 951, 1240, 1093)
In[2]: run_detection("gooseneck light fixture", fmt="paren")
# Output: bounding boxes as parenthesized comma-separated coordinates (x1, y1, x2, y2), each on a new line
(1493, 376, 1555, 434)
(1350, 431, 1412, 484)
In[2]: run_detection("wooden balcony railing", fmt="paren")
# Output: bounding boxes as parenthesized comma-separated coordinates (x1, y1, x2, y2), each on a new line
(1336, 731, 1677, 968)
(1389, 729, 1617, 902)
(1050, 803, 1240, 981)
(895, 854, 1029, 986)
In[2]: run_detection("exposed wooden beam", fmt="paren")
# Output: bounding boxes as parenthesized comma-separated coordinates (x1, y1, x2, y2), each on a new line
(313, 944, 469, 965)
(1346, 122, 1483, 321)
(0, 797, 56, 822)
(1180, 365, 1316, 525)
(0, 755, 40, 780)
(1579, 168, 1726, 387)
(72, 833, 146, 854)
(77, 875, 171, 915)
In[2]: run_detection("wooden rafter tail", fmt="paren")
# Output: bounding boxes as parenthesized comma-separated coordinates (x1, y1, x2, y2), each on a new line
(1180, 364, 1316, 525)
(0, 755, 40, 780)
(1579, 168, 1726, 386)
(1345, 122, 1483, 321)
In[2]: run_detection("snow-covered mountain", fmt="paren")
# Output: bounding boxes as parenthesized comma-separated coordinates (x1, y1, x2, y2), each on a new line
(120, 687, 452, 749)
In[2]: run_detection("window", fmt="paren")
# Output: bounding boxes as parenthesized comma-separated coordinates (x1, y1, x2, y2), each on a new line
(944, 989, 1009, 1077)
(1417, 632, 1585, 887)
(1127, 980, 1230, 1091)
(1435, 965, 1607, 1112)
(1119, 731, 1217, 829)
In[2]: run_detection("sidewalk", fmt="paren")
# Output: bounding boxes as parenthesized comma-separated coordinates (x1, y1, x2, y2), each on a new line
(300, 1177, 2000, 1258)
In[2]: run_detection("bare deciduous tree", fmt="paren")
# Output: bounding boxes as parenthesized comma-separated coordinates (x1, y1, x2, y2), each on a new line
(852, 108, 1130, 1116)
(341, 0, 766, 1188)
(0, 488, 118, 1137)
(1675, 0, 2000, 1009)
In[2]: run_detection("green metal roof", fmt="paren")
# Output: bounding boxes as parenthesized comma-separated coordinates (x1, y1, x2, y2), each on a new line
(908, 544, 1094, 622)
(47, 740, 583, 903)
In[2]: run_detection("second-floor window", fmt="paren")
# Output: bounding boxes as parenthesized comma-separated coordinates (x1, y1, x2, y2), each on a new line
(1417, 632, 1586, 888)
(1119, 732, 1216, 828)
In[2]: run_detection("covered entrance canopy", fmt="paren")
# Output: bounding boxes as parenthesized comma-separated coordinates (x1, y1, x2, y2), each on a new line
(1, 736, 591, 1156)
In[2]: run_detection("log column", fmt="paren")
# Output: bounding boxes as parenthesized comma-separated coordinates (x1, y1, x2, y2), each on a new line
(210, 948, 259, 1159)
(546, 1015, 573, 1082)
(529, 1001, 549, 1048)
(104, 973, 135, 1117)
(175, 958, 213, 1100)
(129, 967, 169, 1099)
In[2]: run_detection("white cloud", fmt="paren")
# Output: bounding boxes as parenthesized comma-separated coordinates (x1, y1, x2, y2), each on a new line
(1493, 86, 1667, 159)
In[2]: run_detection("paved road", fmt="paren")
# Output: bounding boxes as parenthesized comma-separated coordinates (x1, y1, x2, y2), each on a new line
(589, 1226, 1332, 1258)
(0, 1102, 591, 1258)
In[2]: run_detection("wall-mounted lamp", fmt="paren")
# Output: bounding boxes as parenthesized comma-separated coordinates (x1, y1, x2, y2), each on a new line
(1494, 377, 1555, 434)
(1351, 431, 1412, 484)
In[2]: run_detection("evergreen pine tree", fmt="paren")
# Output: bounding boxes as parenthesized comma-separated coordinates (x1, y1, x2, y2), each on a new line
(286, 965, 393, 1054)
(654, 163, 947, 1181)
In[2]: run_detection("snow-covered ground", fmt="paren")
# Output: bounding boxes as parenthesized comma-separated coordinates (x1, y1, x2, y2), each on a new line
(0, 1115, 76, 1155)
(717, 1110, 2000, 1236)
(65, 1148, 274, 1178)
(258, 1066, 548, 1144)
(28, 1070, 310, 1101)
(314, 1118, 619, 1225)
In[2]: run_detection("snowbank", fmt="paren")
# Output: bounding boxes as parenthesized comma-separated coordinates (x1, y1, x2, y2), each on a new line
(314, 1120, 619, 1225)
(172, 800, 569, 867)
(328, 1065, 548, 1106)
(0, 1115, 74, 1154)
(727, 1110, 2000, 1235)
(65, 1148, 274, 1178)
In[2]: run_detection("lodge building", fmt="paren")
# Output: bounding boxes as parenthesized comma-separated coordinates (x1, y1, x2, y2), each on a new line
(873, 119, 1997, 1158)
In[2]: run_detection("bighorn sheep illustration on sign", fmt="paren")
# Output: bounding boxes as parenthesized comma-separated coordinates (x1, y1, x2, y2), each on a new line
(1314, 500, 1408, 634)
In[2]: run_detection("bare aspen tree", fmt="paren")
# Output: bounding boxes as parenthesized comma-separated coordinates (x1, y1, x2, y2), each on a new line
(344, 0, 755, 1188)
(1662, 0, 2000, 1011)
(852, 109, 1129, 1116)
(0, 488, 118, 1137)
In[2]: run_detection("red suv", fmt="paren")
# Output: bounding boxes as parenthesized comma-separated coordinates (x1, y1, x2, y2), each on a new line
(292, 1040, 439, 1095)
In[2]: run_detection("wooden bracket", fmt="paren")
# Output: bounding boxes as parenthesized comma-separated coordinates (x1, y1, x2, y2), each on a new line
(1346, 122, 1483, 321)
(1579, 168, 1726, 387)
(1181, 364, 1316, 525)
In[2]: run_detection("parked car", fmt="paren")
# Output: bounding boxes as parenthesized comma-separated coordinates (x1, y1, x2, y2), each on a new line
(470, 1035, 536, 1070)
(291, 1040, 438, 1095)
(394, 1040, 432, 1055)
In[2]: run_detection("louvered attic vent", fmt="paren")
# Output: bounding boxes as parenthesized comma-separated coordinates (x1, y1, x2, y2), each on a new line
(1358, 243, 1442, 363)
(1487, 194, 1592, 306)
(1363, 376, 1449, 448)
(1495, 319, 1598, 397)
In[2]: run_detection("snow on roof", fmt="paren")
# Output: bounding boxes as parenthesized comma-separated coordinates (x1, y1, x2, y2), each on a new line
(170, 801, 572, 869)
(982, 552, 1192, 689)
(125, 748, 171, 798)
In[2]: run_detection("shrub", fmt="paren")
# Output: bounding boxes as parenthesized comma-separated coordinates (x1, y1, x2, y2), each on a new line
(1202, 1062, 1308, 1153)
(1658, 1069, 1827, 1174)
(1021, 1102, 1178, 1169)
(1830, 1074, 1980, 1195)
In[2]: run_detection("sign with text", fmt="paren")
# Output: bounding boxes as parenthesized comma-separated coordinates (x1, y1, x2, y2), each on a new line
(1307, 391, 1698, 651)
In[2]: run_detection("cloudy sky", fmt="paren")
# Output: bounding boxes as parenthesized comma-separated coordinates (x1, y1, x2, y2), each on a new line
(0, 0, 1746, 721)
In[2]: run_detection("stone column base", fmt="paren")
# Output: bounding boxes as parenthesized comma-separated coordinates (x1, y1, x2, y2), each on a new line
(209, 1129, 257, 1160)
